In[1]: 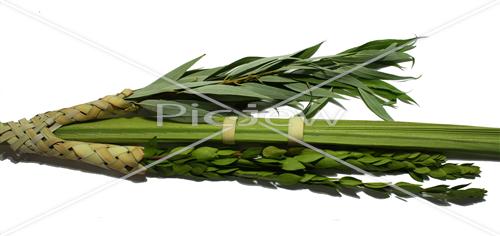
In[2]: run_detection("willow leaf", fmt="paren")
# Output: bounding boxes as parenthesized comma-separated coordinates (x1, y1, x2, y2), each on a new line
(258, 75, 296, 83)
(332, 50, 410, 64)
(178, 67, 223, 82)
(358, 89, 393, 121)
(286, 101, 304, 110)
(151, 81, 222, 94)
(303, 97, 330, 119)
(205, 56, 263, 80)
(291, 42, 323, 59)
(160, 54, 206, 81)
(130, 55, 205, 98)
(291, 77, 327, 85)
(226, 56, 281, 78)
(341, 38, 417, 54)
(240, 42, 323, 77)
(184, 84, 272, 99)
(139, 99, 224, 120)
(285, 83, 342, 99)
(124, 38, 421, 121)
(335, 75, 375, 94)
(347, 66, 417, 81)
(239, 83, 297, 100)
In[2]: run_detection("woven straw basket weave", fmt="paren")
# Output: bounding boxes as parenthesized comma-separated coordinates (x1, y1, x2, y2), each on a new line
(0, 89, 144, 174)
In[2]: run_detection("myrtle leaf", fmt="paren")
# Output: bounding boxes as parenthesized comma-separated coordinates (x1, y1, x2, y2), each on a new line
(339, 177, 362, 187)
(294, 152, 323, 163)
(277, 173, 302, 186)
(282, 158, 306, 171)
(212, 158, 238, 166)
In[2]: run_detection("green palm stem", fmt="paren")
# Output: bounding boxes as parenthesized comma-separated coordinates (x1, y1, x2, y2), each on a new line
(54, 117, 500, 156)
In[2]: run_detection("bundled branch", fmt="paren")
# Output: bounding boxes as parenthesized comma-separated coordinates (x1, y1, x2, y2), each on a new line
(1, 38, 498, 205)
(142, 145, 485, 204)
(128, 38, 419, 121)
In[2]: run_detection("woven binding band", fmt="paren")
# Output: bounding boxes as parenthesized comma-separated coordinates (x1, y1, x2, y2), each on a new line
(288, 116, 305, 145)
(220, 116, 304, 145)
(222, 116, 238, 145)
(0, 89, 145, 174)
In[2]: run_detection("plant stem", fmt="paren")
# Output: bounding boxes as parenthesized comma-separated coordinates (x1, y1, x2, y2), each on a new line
(54, 117, 500, 156)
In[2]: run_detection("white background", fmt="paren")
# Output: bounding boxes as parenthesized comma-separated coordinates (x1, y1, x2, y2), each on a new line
(1, 0, 500, 235)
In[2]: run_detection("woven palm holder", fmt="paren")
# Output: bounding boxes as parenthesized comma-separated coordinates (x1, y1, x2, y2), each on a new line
(0, 89, 145, 174)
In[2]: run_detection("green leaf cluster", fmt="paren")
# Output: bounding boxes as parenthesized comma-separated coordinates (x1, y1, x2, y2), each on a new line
(128, 38, 419, 120)
(142, 143, 485, 205)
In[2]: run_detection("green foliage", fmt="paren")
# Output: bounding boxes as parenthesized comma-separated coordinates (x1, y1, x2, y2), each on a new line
(143, 144, 485, 205)
(191, 147, 219, 161)
(127, 38, 419, 120)
(262, 146, 287, 159)
(282, 158, 306, 171)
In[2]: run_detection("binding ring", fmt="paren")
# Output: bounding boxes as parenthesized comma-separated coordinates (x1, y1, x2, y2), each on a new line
(288, 116, 304, 145)
(222, 116, 238, 145)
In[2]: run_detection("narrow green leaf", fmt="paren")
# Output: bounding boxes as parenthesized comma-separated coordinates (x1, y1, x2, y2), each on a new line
(358, 89, 393, 121)
(290, 42, 323, 59)
(335, 75, 374, 93)
(178, 67, 223, 82)
(184, 84, 272, 99)
(206, 56, 263, 79)
(340, 38, 417, 54)
(136, 81, 221, 97)
(258, 75, 296, 83)
(239, 83, 297, 100)
(139, 99, 223, 120)
(130, 55, 205, 98)
(303, 97, 330, 119)
(161, 54, 206, 82)
(284, 83, 342, 98)
(226, 56, 280, 77)
(348, 66, 417, 81)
